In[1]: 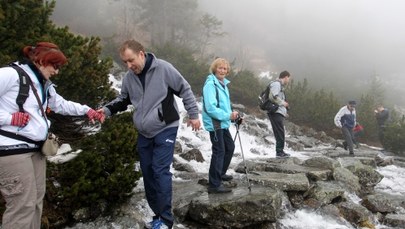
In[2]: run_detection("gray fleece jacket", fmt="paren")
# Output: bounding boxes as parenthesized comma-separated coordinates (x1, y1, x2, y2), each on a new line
(104, 53, 199, 138)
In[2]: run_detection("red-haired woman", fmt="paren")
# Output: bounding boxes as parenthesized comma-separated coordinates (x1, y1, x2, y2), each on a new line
(0, 42, 104, 228)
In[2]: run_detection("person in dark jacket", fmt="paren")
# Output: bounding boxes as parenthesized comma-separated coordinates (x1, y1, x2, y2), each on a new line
(374, 104, 390, 147)
(334, 100, 357, 155)
(98, 39, 201, 229)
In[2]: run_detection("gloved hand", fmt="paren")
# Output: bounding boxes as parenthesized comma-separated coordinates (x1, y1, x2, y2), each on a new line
(11, 112, 30, 127)
(87, 109, 105, 124)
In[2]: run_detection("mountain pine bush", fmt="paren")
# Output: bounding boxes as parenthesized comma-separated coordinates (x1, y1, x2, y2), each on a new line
(45, 112, 141, 225)
(383, 119, 405, 156)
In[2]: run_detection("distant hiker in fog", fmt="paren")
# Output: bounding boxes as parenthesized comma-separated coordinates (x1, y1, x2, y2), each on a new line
(334, 100, 357, 155)
(267, 71, 291, 158)
(202, 58, 240, 194)
(374, 104, 390, 148)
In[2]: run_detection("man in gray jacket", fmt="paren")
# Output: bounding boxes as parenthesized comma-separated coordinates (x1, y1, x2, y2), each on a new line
(99, 40, 200, 229)
(268, 71, 291, 158)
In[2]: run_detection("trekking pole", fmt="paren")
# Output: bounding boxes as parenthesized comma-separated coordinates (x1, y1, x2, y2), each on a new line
(233, 120, 252, 192)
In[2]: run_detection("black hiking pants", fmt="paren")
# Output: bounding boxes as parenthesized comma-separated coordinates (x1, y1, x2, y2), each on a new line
(268, 113, 285, 154)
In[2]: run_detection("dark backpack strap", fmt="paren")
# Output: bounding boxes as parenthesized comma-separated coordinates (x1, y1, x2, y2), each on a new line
(0, 64, 43, 146)
(269, 80, 284, 100)
(9, 65, 31, 112)
(0, 129, 42, 145)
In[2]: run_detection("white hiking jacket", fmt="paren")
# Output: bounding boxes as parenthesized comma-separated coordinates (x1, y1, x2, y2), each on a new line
(0, 62, 91, 148)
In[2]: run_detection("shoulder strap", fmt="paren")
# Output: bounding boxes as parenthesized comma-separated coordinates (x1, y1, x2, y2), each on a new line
(9, 65, 30, 112)
(269, 80, 286, 100)
(11, 65, 49, 129)
(0, 65, 45, 145)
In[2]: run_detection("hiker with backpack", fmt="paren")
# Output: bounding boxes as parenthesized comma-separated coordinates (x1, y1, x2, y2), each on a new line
(260, 71, 291, 158)
(0, 41, 104, 229)
(202, 58, 240, 194)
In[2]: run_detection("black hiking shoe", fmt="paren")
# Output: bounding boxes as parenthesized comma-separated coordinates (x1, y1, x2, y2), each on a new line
(276, 151, 290, 158)
(208, 185, 232, 194)
(349, 151, 354, 156)
(221, 174, 233, 181)
(343, 141, 348, 150)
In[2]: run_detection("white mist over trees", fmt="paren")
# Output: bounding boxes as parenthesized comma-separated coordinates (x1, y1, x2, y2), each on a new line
(198, 0, 405, 107)
(51, 0, 405, 107)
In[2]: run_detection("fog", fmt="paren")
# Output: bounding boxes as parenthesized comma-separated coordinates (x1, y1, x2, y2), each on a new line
(199, 0, 405, 81)
(52, 0, 405, 105)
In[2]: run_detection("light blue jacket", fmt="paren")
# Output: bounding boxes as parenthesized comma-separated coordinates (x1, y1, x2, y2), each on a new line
(202, 74, 232, 131)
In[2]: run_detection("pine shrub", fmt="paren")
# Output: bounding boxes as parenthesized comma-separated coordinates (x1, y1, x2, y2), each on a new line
(383, 119, 405, 156)
(45, 112, 141, 225)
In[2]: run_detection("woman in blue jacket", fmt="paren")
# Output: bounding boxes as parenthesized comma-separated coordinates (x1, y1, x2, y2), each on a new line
(202, 58, 240, 194)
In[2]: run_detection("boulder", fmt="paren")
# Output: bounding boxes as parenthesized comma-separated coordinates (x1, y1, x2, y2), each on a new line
(188, 186, 282, 228)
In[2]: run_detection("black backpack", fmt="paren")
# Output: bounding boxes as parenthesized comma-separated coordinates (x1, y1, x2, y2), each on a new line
(258, 81, 279, 113)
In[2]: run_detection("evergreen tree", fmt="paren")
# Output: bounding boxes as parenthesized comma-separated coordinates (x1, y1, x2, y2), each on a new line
(151, 42, 209, 95)
(366, 73, 385, 105)
(228, 70, 263, 107)
(0, 1, 136, 226)
(0, 0, 115, 140)
(287, 79, 340, 135)
(197, 13, 227, 59)
(308, 89, 340, 132)
(46, 112, 141, 225)
(136, 0, 199, 47)
(384, 119, 405, 156)
(0, 0, 55, 64)
(357, 94, 378, 142)
(49, 28, 115, 108)
(287, 79, 311, 124)
(356, 74, 387, 144)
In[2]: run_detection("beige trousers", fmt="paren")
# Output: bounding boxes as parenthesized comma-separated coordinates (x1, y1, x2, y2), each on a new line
(0, 152, 46, 229)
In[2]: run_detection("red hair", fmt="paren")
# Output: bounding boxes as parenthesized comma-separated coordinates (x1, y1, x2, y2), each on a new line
(22, 42, 67, 67)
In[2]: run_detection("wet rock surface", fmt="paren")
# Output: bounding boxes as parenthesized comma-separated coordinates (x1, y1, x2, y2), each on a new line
(63, 120, 405, 229)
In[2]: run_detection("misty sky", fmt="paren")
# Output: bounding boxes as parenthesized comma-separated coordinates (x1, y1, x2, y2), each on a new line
(199, 0, 405, 89)
(52, 0, 405, 104)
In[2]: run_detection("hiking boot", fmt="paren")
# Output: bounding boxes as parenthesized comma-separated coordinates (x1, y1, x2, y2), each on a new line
(221, 174, 233, 181)
(349, 151, 354, 156)
(208, 185, 232, 194)
(343, 141, 348, 150)
(145, 219, 156, 229)
(151, 219, 169, 229)
(276, 151, 290, 158)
